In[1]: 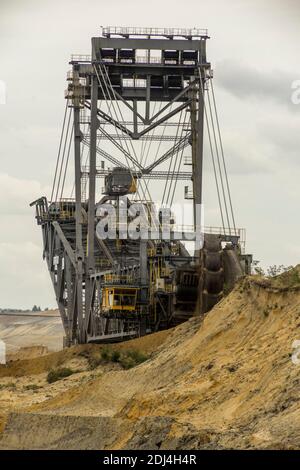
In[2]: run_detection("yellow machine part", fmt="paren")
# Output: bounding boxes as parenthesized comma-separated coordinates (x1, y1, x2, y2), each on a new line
(104, 274, 134, 283)
(59, 200, 75, 220)
(102, 286, 138, 312)
(128, 177, 137, 194)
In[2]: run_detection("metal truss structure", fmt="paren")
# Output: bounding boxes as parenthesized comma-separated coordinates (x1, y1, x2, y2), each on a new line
(31, 26, 252, 345)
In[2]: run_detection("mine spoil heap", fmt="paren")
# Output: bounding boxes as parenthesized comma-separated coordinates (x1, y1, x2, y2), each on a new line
(1, 269, 300, 449)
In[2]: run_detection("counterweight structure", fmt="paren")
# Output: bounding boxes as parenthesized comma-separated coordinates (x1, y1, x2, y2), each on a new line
(31, 27, 252, 345)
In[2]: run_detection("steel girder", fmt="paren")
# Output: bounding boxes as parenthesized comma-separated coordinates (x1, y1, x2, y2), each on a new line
(45, 30, 210, 344)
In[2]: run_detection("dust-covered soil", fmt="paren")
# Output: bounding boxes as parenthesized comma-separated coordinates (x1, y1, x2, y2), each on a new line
(1, 272, 300, 450)
(0, 309, 63, 354)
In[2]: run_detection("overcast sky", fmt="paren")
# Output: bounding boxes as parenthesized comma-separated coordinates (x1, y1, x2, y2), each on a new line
(0, 0, 299, 309)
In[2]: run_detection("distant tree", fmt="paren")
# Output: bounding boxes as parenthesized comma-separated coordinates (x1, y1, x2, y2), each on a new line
(254, 266, 265, 276)
(32, 305, 40, 312)
(267, 265, 293, 278)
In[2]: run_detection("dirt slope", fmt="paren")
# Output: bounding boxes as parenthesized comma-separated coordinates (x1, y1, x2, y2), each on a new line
(1, 274, 300, 449)
(0, 310, 63, 354)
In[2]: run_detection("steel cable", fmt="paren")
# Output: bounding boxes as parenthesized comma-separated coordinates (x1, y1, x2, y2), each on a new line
(51, 100, 68, 202)
(60, 125, 74, 200)
(54, 106, 72, 202)
(211, 80, 237, 234)
(199, 72, 226, 233)
(207, 87, 231, 233)
(163, 109, 186, 206)
(96, 64, 153, 206)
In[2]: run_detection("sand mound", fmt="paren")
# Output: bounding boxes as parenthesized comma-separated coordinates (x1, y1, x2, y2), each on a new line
(0, 310, 63, 353)
(1, 276, 300, 449)
(7, 346, 49, 362)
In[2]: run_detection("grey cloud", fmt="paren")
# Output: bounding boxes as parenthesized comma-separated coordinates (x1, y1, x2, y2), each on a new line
(214, 60, 299, 111)
(203, 134, 275, 176)
(258, 116, 300, 165)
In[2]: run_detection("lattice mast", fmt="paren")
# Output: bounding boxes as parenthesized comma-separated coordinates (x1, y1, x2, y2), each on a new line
(72, 28, 210, 343)
(31, 27, 251, 346)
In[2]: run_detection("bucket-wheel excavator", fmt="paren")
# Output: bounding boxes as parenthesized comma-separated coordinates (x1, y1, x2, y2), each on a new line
(31, 26, 252, 345)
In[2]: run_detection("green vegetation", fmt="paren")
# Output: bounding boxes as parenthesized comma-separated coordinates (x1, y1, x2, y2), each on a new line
(88, 347, 148, 370)
(116, 349, 148, 369)
(88, 355, 103, 370)
(111, 350, 121, 362)
(100, 347, 111, 361)
(0, 382, 16, 390)
(253, 264, 300, 289)
(47, 367, 75, 384)
(32, 305, 41, 312)
(23, 384, 41, 391)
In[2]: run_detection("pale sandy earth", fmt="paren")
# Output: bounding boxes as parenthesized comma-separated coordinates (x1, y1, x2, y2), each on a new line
(0, 310, 63, 355)
(0, 272, 300, 449)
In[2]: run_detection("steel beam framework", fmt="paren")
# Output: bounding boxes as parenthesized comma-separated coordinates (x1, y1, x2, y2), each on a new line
(33, 27, 213, 345)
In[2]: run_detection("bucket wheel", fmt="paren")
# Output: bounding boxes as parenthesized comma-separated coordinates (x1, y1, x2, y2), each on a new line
(199, 234, 224, 313)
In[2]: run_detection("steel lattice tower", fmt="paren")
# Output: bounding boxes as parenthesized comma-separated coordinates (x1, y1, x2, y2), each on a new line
(31, 27, 252, 345)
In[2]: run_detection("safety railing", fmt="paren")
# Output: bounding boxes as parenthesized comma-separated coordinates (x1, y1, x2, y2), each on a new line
(171, 224, 245, 239)
(70, 54, 91, 62)
(172, 224, 195, 233)
(103, 274, 135, 284)
(184, 156, 192, 165)
(204, 225, 245, 240)
(95, 258, 111, 268)
(122, 78, 147, 88)
(70, 54, 199, 66)
(184, 187, 194, 200)
(102, 56, 198, 65)
(102, 26, 208, 38)
(135, 56, 161, 64)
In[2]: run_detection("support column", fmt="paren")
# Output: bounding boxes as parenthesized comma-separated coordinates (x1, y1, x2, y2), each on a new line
(139, 240, 148, 307)
(73, 65, 84, 343)
(85, 74, 98, 319)
(191, 73, 205, 228)
(133, 100, 138, 135)
(145, 75, 151, 124)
